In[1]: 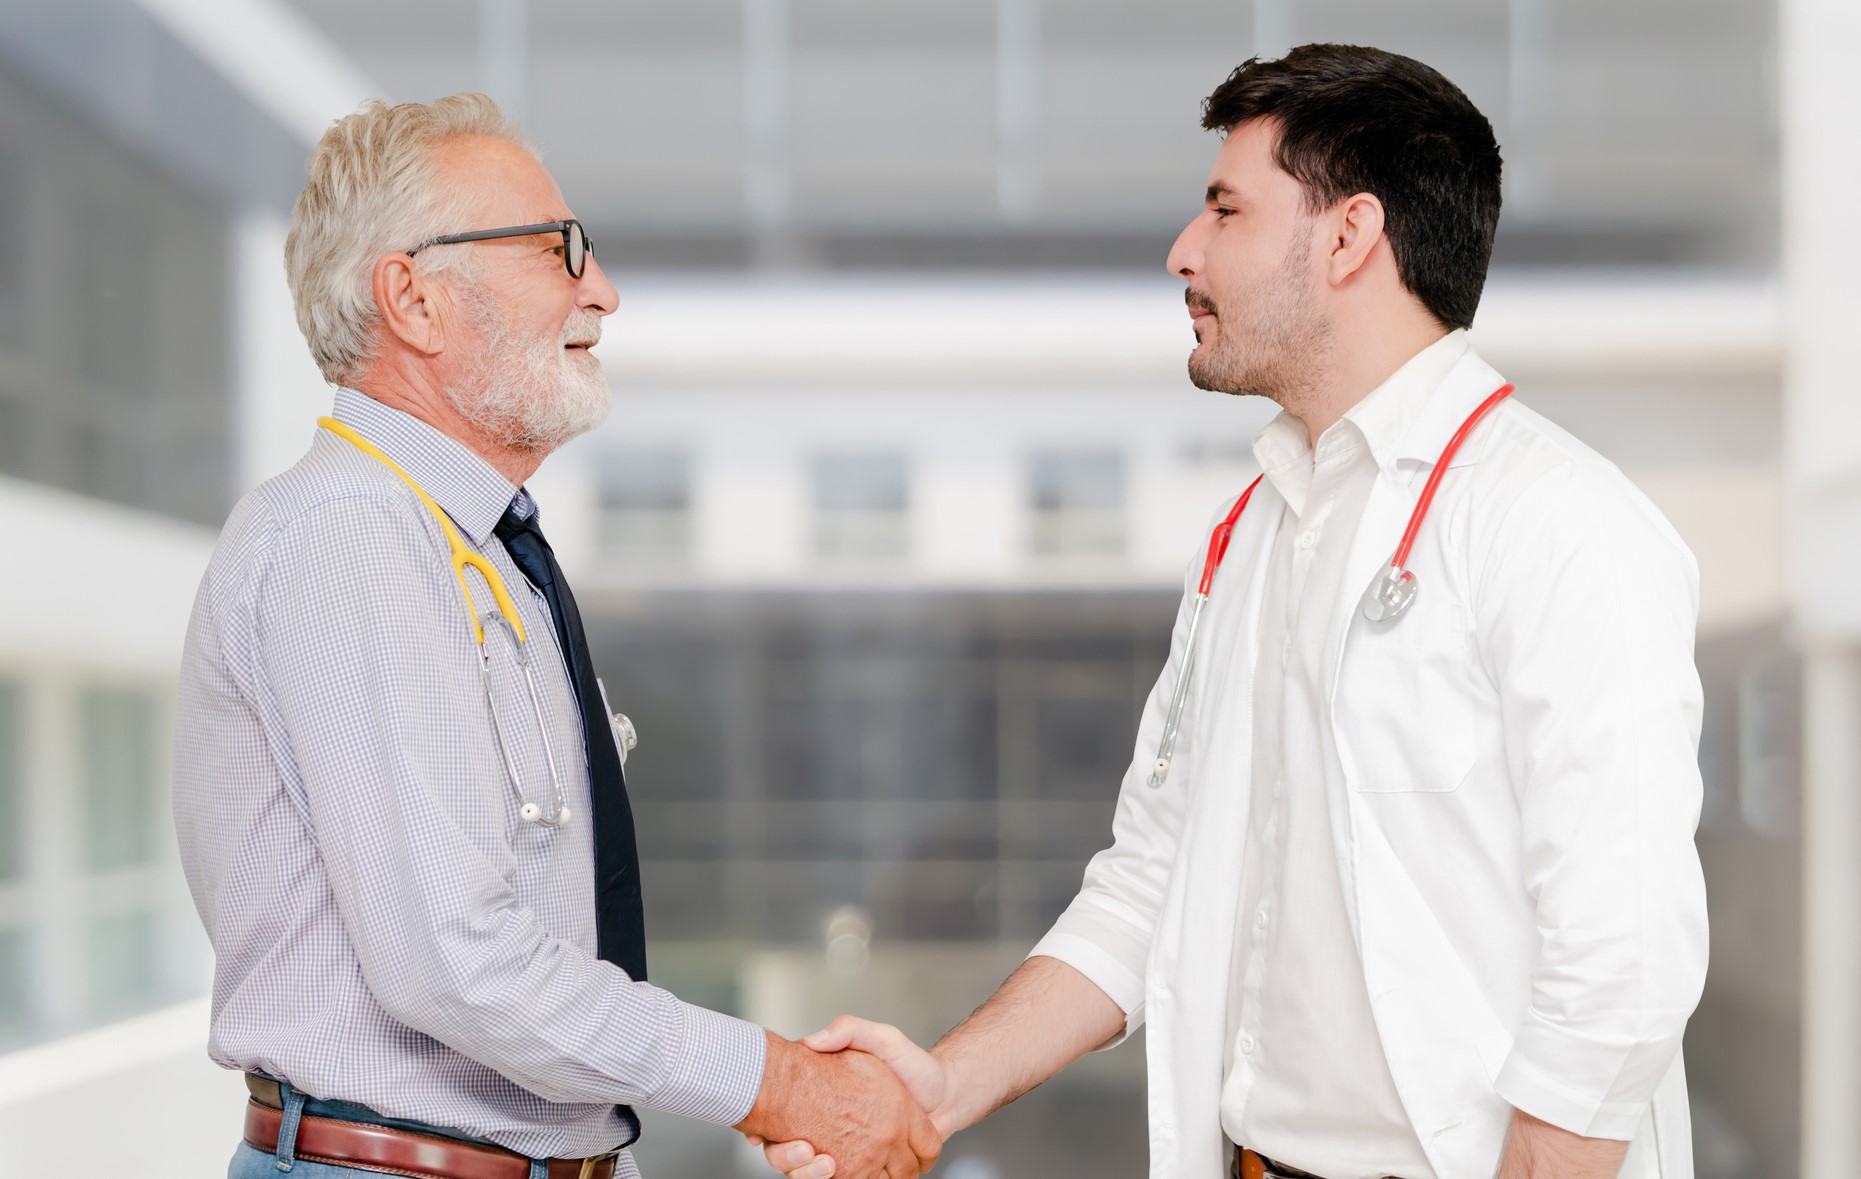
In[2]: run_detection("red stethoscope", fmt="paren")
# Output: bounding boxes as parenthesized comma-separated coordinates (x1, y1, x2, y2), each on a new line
(1145, 383, 1516, 789)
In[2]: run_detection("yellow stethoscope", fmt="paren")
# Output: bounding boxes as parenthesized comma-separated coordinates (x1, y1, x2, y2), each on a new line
(1145, 383, 1515, 789)
(319, 416, 636, 828)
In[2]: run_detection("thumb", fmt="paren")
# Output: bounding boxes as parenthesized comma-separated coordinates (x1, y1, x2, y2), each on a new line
(801, 1014, 868, 1052)
(808, 1019, 928, 1082)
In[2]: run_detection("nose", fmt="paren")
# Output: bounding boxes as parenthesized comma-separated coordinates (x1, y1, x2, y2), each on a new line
(579, 253, 619, 316)
(1166, 212, 1208, 280)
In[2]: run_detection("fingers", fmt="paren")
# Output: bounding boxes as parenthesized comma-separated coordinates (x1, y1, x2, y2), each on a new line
(764, 1140, 815, 1172)
(800, 1014, 867, 1053)
(804, 1018, 921, 1080)
(889, 1136, 926, 1179)
(907, 1106, 943, 1171)
(762, 1138, 834, 1179)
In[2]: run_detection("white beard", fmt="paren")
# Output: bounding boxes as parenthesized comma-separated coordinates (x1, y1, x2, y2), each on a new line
(449, 299, 611, 453)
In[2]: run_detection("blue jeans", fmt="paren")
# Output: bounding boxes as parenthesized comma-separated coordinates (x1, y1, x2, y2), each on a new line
(229, 1077, 551, 1179)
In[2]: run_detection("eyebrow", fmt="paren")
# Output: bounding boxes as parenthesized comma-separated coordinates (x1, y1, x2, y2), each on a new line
(1205, 183, 1245, 206)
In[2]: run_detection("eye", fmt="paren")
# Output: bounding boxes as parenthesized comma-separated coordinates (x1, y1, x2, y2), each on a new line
(1213, 206, 1237, 220)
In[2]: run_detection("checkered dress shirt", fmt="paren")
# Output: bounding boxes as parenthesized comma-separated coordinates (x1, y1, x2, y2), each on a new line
(173, 389, 765, 1167)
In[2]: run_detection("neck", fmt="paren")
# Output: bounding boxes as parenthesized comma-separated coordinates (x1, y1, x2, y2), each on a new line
(352, 356, 548, 487)
(1289, 316, 1451, 447)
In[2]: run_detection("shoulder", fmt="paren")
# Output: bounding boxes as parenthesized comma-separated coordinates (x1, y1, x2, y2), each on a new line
(203, 435, 446, 616)
(1464, 397, 1698, 594)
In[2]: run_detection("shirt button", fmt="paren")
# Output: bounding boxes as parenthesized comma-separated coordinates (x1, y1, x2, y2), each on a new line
(1297, 530, 1317, 549)
(1255, 908, 1269, 928)
(1272, 780, 1283, 800)
(1241, 1035, 1256, 1054)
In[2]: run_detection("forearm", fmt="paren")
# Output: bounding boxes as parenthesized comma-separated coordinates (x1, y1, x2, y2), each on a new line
(929, 955, 1127, 1133)
(1495, 1108, 1628, 1179)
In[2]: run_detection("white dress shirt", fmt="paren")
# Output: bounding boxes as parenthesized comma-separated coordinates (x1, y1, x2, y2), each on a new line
(1221, 335, 1470, 1179)
(1030, 339, 1707, 1179)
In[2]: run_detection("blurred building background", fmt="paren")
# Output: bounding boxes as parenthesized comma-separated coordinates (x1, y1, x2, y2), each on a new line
(0, 0, 1849, 1176)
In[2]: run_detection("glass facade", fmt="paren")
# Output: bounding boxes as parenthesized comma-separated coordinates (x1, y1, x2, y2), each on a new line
(598, 448, 695, 563)
(592, 591, 1171, 946)
(1028, 450, 1126, 558)
(0, 682, 18, 884)
(81, 688, 159, 873)
(0, 57, 231, 526)
(811, 451, 911, 561)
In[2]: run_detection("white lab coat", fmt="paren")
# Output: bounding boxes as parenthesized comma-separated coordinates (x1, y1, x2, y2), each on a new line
(1031, 348, 1708, 1179)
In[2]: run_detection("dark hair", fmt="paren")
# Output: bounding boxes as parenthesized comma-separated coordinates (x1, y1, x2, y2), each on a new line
(1201, 44, 1503, 330)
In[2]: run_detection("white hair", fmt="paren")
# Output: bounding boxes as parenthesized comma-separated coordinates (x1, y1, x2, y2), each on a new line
(284, 93, 532, 386)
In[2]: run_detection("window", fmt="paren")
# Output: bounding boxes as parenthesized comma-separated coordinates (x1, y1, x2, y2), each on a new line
(811, 451, 909, 560)
(0, 59, 230, 526)
(86, 909, 160, 1020)
(0, 927, 27, 1046)
(0, 681, 19, 882)
(81, 687, 157, 872)
(1028, 449, 1125, 557)
(597, 449, 693, 563)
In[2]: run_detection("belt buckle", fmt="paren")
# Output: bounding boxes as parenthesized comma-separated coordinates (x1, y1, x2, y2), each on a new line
(577, 1150, 618, 1179)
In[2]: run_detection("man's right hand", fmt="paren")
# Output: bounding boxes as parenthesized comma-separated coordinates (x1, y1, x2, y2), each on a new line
(758, 1018, 961, 1179)
(735, 1029, 942, 1179)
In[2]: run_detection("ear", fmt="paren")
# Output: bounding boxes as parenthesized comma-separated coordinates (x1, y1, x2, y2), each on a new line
(1324, 192, 1387, 287)
(371, 252, 451, 358)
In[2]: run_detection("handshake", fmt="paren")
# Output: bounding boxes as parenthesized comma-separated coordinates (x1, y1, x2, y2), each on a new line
(731, 956, 1127, 1177)
(734, 1016, 960, 1179)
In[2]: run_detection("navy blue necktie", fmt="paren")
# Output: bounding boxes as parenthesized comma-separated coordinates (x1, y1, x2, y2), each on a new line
(494, 505, 647, 982)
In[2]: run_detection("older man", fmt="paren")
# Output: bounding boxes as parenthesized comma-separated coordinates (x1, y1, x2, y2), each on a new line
(173, 94, 937, 1179)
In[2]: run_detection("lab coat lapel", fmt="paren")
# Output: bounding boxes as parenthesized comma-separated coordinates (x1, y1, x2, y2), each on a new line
(1145, 479, 1283, 1179)
(1318, 352, 1509, 923)
(1319, 470, 1414, 938)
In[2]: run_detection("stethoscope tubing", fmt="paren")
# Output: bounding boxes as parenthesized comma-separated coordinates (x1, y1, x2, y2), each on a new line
(318, 417, 572, 826)
(1145, 383, 1516, 789)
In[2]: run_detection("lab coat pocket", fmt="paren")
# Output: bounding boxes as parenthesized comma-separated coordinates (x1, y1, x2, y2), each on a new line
(1337, 610, 1475, 793)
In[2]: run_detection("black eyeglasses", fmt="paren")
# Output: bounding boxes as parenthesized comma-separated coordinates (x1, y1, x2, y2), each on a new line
(405, 219, 592, 278)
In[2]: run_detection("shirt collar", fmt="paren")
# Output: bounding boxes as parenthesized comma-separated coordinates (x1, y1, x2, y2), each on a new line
(1250, 329, 1476, 511)
(1343, 328, 1471, 472)
(329, 388, 525, 547)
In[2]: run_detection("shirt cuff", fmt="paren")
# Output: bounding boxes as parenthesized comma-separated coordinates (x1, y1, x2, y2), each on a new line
(1493, 1012, 1679, 1141)
(641, 1000, 768, 1126)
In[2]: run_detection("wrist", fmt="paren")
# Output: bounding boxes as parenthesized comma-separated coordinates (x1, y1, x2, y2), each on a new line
(926, 1043, 986, 1136)
(735, 1030, 803, 1139)
(1497, 1107, 1629, 1179)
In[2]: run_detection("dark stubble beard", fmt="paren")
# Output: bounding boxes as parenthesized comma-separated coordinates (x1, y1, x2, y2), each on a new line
(1186, 224, 1333, 408)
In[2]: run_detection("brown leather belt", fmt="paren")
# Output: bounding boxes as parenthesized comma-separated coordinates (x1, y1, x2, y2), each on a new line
(243, 1081, 617, 1179)
(1236, 1147, 1324, 1179)
(1235, 1147, 1405, 1179)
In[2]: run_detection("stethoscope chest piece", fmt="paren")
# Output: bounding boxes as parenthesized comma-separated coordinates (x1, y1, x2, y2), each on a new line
(1361, 562, 1418, 622)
